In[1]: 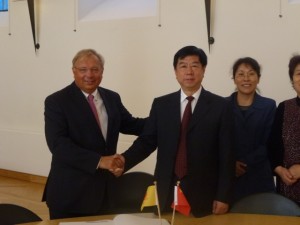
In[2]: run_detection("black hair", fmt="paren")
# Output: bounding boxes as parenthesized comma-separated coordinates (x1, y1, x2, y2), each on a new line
(232, 57, 261, 79)
(173, 46, 207, 69)
(288, 55, 300, 81)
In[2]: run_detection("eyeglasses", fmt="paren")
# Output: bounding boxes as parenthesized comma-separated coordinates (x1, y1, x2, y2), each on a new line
(74, 67, 102, 74)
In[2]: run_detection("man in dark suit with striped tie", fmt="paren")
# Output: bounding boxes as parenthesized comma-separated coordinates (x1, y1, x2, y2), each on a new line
(117, 46, 235, 217)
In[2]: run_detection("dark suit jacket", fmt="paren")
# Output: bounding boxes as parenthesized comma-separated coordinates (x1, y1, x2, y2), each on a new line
(227, 92, 276, 201)
(43, 82, 145, 214)
(123, 88, 235, 217)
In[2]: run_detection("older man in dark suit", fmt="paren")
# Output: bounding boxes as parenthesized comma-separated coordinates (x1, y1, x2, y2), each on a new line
(117, 46, 235, 217)
(43, 49, 146, 219)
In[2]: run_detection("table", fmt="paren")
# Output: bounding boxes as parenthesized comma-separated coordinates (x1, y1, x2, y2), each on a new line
(20, 213, 300, 225)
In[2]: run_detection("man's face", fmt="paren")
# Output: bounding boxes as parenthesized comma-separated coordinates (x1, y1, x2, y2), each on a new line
(72, 55, 103, 94)
(175, 55, 205, 94)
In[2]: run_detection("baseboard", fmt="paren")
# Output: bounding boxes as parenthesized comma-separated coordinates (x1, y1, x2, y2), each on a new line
(0, 169, 47, 184)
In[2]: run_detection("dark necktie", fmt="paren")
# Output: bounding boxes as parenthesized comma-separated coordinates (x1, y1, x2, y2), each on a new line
(175, 96, 194, 179)
(88, 94, 101, 127)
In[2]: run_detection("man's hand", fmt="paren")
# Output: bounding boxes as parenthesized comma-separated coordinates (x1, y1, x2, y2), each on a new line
(235, 161, 247, 177)
(98, 154, 125, 177)
(109, 154, 125, 177)
(212, 200, 229, 215)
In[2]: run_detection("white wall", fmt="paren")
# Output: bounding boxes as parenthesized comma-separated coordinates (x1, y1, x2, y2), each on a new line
(0, 0, 299, 176)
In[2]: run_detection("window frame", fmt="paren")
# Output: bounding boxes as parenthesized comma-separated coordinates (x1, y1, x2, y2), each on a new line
(0, 0, 8, 12)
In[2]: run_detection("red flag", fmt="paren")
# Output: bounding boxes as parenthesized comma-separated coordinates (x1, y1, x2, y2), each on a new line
(171, 186, 191, 216)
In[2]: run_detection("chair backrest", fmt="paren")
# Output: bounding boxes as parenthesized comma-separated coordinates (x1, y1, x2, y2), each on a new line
(0, 203, 42, 225)
(230, 192, 300, 216)
(110, 171, 155, 214)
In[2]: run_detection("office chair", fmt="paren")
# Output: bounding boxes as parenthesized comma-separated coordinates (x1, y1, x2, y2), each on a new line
(110, 171, 155, 214)
(230, 192, 300, 216)
(0, 203, 42, 225)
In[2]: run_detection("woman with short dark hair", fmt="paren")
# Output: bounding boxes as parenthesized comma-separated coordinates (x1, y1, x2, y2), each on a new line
(228, 57, 276, 202)
(268, 55, 300, 206)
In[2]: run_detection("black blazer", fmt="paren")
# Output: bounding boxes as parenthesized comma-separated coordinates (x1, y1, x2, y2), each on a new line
(43, 82, 145, 214)
(123, 89, 235, 217)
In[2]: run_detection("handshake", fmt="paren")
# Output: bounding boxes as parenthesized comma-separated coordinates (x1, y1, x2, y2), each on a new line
(99, 154, 125, 177)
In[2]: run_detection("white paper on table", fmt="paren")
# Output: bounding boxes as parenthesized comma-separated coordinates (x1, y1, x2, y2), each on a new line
(59, 214, 169, 225)
(59, 219, 113, 225)
(113, 214, 169, 225)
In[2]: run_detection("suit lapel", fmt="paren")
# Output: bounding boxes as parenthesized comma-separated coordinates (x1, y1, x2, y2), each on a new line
(70, 82, 91, 113)
(232, 92, 260, 123)
(171, 91, 182, 132)
(98, 87, 110, 143)
(189, 89, 211, 130)
(70, 83, 105, 141)
(167, 91, 182, 155)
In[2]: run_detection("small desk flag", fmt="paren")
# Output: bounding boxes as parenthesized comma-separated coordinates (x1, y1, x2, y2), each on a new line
(171, 185, 191, 216)
(141, 185, 157, 211)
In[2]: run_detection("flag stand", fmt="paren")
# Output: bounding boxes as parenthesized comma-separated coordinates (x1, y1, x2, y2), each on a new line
(154, 181, 162, 223)
(140, 181, 163, 225)
(171, 181, 180, 225)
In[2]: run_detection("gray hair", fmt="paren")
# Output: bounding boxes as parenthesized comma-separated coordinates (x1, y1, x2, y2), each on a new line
(72, 49, 105, 68)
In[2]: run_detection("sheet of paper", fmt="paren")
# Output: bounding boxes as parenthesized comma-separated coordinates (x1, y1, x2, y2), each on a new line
(113, 214, 170, 225)
(59, 219, 114, 225)
(59, 213, 169, 225)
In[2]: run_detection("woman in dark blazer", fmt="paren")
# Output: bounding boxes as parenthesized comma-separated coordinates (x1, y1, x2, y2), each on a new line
(228, 57, 276, 202)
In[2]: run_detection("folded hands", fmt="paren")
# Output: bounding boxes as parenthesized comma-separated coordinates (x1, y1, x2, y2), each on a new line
(275, 164, 300, 186)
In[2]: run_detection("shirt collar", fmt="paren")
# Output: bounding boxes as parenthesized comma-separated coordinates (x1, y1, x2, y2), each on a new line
(82, 89, 99, 99)
(180, 86, 202, 103)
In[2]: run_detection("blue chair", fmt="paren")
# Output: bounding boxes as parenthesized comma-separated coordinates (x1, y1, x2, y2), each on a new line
(230, 192, 300, 216)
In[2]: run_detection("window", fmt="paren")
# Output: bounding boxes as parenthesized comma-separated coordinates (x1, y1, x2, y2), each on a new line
(0, 0, 8, 12)
(78, 0, 156, 21)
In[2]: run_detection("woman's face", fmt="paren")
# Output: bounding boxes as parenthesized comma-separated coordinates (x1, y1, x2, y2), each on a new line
(234, 63, 260, 96)
(292, 64, 300, 97)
